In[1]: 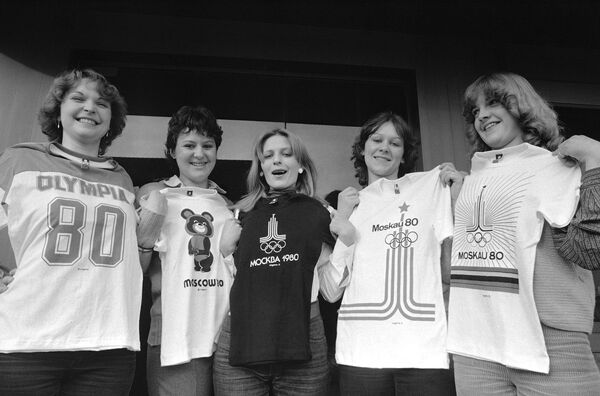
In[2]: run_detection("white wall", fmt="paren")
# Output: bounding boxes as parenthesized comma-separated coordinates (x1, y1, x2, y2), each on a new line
(111, 116, 360, 196)
(0, 11, 477, 185)
(3, 11, 600, 195)
(0, 54, 51, 149)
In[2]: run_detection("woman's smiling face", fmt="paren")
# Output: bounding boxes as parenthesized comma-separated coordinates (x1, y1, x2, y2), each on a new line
(59, 78, 111, 154)
(171, 130, 217, 188)
(472, 94, 524, 150)
(364, 121, 404, 184)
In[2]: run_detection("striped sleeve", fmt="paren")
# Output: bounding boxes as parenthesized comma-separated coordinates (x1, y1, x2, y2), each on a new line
(553, 167, 600, 270)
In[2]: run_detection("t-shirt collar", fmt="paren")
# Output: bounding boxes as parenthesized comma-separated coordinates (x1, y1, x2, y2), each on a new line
(471, 143, 548, 171)
(49, 142, 118, 170)
(163, 175, 227, 194)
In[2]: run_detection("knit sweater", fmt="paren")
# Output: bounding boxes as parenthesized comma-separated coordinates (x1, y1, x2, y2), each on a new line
(536, 167, 600, 333)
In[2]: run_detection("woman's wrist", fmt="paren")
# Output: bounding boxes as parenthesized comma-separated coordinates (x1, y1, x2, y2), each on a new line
(138, 245, 154, 253)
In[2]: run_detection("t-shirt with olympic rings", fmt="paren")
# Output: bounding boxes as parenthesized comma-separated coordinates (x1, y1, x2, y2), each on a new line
(228, 192, 334, 366)
(325, 167, 453, 369)
(447, 143, 581, 373)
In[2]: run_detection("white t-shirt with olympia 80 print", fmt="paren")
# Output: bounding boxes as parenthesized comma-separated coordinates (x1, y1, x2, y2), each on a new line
(153, 176, 234, 366)
(0, 143, 142, 352)
(325, 168, 453, 369)
(447, 143, 581, 373)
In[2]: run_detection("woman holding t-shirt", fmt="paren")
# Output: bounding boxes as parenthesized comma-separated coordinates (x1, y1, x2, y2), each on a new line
(213, 128, 334, 396)
(444, 72, 600, 395)
(320, 111, 457, 395)
(0, 69, 141, 395)
(136, 105, 238, 396)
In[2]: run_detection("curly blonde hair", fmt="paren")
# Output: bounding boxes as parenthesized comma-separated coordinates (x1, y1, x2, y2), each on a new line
(462, 72, 563, 156)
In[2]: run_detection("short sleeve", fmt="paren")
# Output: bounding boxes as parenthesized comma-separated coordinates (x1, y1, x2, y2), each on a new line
(318, 203, 335, 247)
(536, 158, 581, 228)
(0, 149, 17, 229)
(153, 189, 170, 253)
(431, 170, 454, 242)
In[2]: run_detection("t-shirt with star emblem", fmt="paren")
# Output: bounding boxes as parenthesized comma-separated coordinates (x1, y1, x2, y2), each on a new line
(321, 167, 453, 368)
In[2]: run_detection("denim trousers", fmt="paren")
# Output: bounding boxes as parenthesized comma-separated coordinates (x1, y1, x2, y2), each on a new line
(453, 325, 600, 396)
(146, 344, 214, 396)
(0, 348, 135, 396)
(338, 364, 456, 396)
(213, 314, 329, 396)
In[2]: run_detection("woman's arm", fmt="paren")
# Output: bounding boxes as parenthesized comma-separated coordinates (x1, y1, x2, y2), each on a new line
(0, 227, 15, 293)
(219, 217, 242, 259)
(439, 162, 466, 212)
(552, 168, 600, 269)
(319, 187, 360, 302)
(440, 237, 452, 314)
(329, 187, 359, 245)
(553, 135, 600, 269)
(136, 183, 167, 273)
(318, 241, 354, 303)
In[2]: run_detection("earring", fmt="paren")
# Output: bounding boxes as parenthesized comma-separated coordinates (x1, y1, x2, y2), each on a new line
(298, 168, 304, 174)
(259, 171, 264, 177)
(104, 130, 110, 138)
(57, 120, 61, 130)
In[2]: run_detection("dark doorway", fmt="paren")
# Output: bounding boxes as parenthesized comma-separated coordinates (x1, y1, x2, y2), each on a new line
(71, 51, 420, 396)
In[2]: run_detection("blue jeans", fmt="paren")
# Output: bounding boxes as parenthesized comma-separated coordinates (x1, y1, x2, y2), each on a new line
(453, 325, 600, 396)
(213, 315, 329, 396)
(146, 344, 214, 396)
(338, 365, 456, 396)
(0, 348, 135, 396)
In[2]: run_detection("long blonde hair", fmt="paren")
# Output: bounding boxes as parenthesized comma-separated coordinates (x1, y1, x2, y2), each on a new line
(234, 128, 318, 212)
(462, 72, 563, 156)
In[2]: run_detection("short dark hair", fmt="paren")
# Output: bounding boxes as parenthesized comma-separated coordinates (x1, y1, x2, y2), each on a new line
(38, 69, 127, 156)
(351, 111, 419, 186)
(164, 105, 223, 173)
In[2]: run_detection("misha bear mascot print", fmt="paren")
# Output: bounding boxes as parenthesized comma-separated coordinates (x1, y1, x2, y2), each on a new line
(181, 208, 215, 272)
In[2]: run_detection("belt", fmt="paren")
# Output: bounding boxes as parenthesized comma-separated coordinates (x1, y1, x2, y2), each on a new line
(226, 301, 321, 320)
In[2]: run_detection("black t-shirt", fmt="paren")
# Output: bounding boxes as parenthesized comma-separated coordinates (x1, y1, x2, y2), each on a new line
(229, 193, 334, 366)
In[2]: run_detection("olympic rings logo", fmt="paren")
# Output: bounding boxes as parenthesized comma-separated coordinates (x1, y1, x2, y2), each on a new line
(260, 240, 287, 254)
(385, 230, 418, 249)
(466, 231, 492, 247)
(259, 214, 287, 254)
